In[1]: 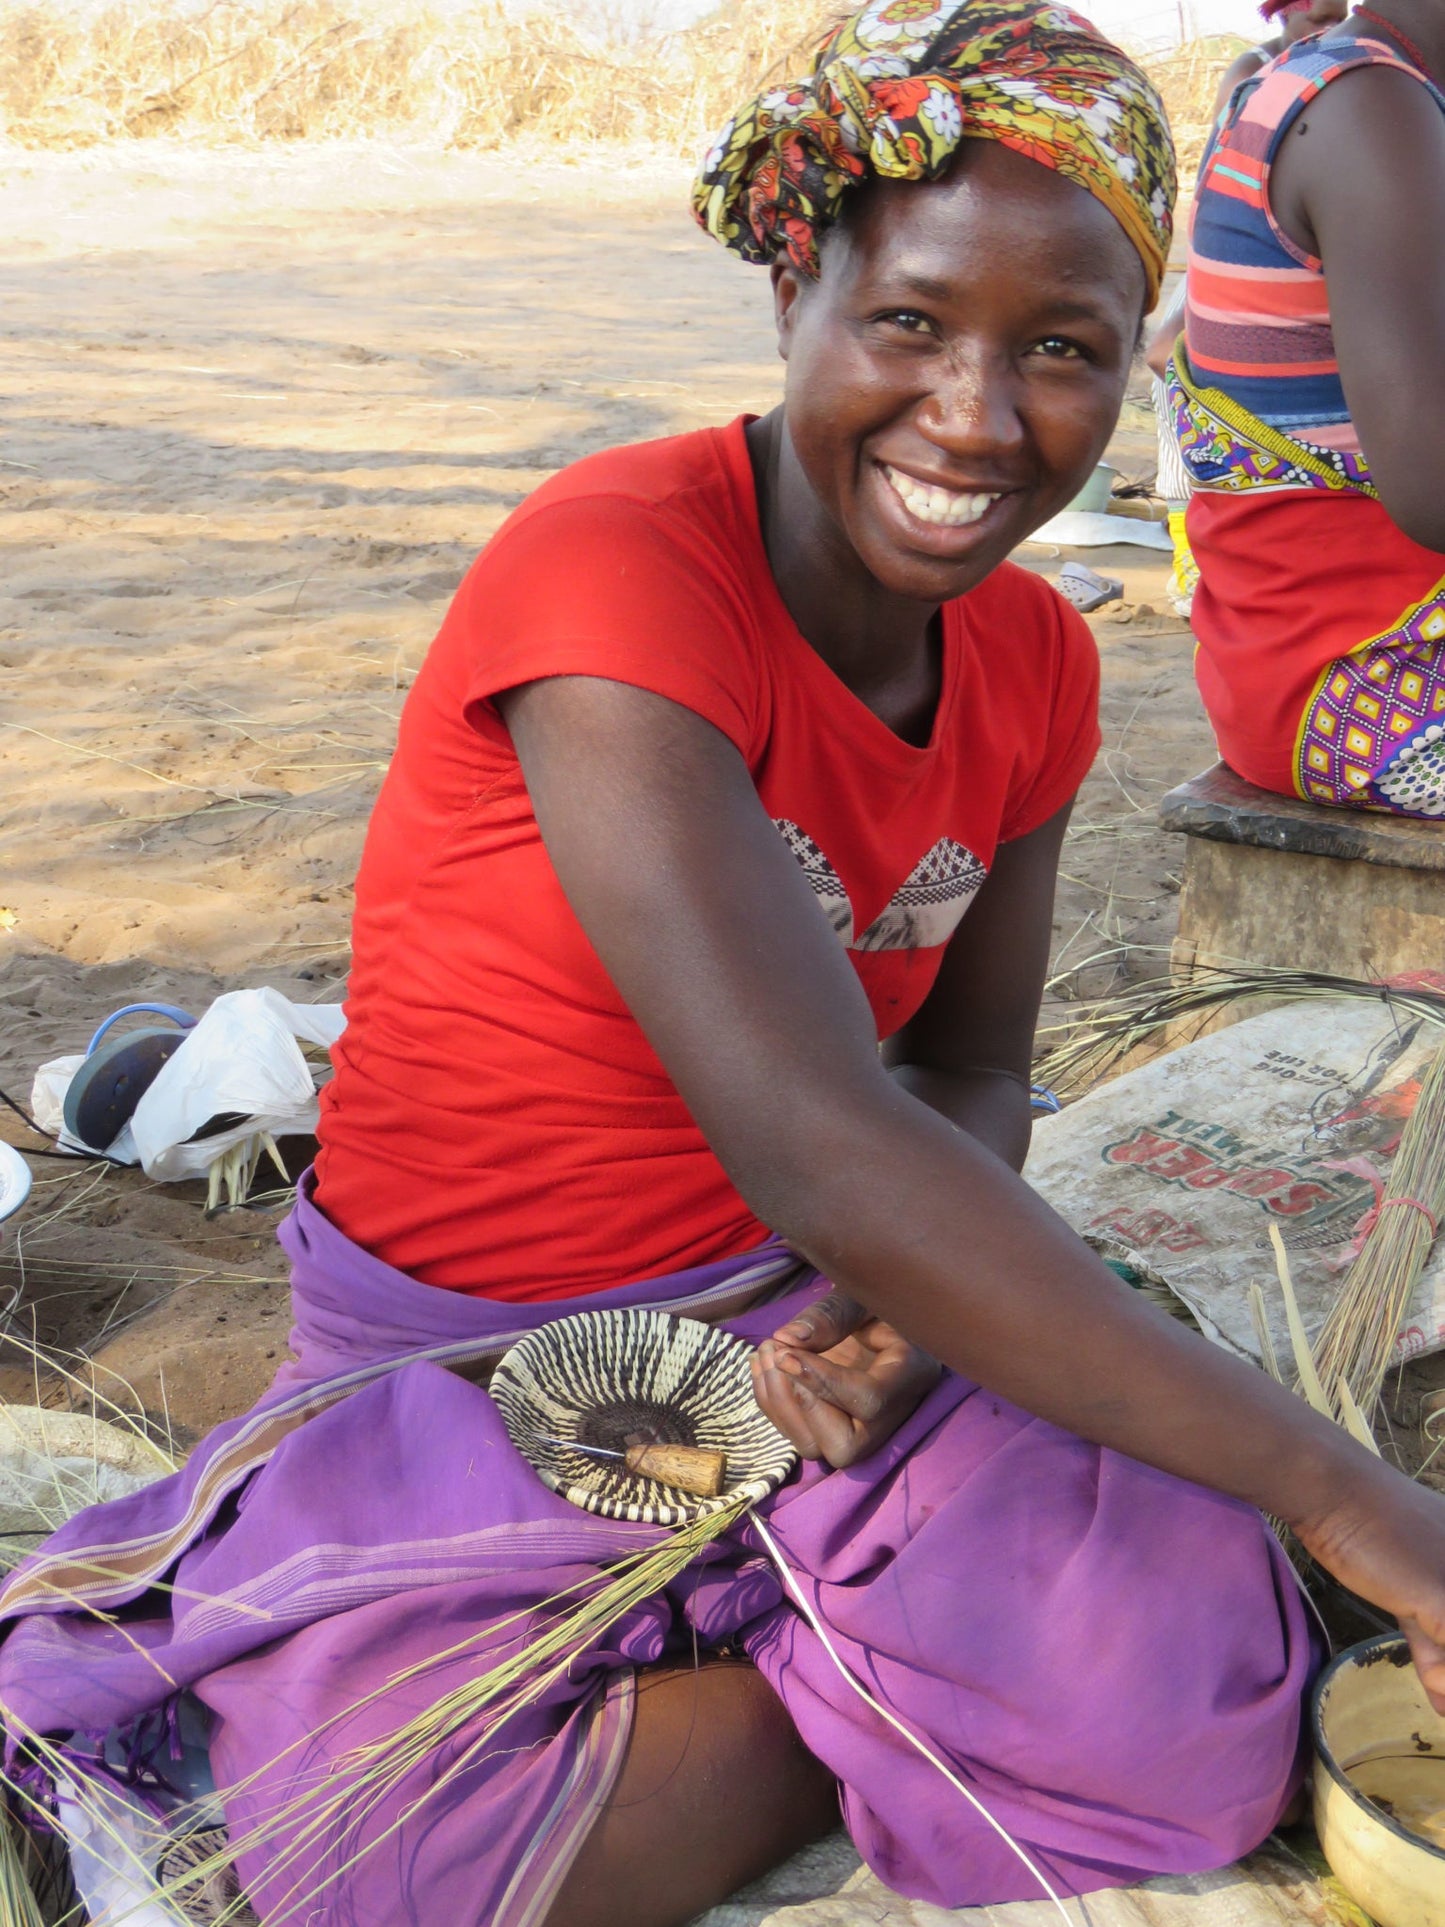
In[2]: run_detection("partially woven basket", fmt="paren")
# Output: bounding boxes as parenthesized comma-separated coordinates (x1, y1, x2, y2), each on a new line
(492, 1308, 796, 1526)
(158, 1823, 260, 1927)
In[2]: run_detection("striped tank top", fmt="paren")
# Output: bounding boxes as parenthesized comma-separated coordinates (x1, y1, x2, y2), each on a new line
(1186, 33, 1444, 460)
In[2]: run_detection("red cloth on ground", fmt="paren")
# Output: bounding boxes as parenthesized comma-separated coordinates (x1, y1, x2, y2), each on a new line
(315, 418, 1100, 1299)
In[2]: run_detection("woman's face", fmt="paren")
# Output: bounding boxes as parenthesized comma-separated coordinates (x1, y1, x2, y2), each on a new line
(1287, 0, 1348, 39)
(773, 140, 1148, 606)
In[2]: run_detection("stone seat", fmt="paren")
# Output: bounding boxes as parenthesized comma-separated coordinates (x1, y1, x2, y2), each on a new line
(1158, 762, 1445, 984)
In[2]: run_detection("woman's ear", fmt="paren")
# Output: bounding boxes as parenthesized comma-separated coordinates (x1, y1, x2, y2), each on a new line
(771, 260, 807, 361)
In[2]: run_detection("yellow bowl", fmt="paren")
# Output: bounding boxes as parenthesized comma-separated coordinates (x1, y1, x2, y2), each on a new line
(1312, 1634, 1445, 1927)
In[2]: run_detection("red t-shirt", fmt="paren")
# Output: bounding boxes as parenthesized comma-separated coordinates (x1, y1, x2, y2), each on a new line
(315, 419, 1100, 1300)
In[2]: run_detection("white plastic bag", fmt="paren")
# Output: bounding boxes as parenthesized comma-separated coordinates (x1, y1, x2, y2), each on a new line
(31, 990, 345, 1181)
(129, 989, 344, 1182)
(55, 1771, 186, 1927)
(29, 1053, 86, 1150)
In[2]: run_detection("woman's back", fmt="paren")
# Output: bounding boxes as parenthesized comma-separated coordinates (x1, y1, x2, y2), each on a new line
(1175, 27, 1445, 812)
(1188, 34, 1429, 459)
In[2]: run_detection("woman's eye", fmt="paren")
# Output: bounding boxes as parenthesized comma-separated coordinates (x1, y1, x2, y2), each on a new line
(874, 310, 936, 337)
(1030, 336, 1088, 361)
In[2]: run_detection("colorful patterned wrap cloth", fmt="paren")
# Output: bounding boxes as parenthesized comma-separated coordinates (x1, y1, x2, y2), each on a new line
(691, 0, 1176, 302)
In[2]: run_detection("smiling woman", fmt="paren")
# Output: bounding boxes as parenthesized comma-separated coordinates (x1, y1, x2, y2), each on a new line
(756, 147, 1148, 610)
(5, 5, 1445, 1927)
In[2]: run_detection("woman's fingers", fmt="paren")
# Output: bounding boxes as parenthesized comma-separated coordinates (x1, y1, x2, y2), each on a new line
(785, 1335, 941, 1420)
(1400, 1616, 1445, 1717)
(752, 1344, 862, 1463)
(771, 1291, 868, 1354)
(775, 1345, 885, 1423)
(753, 1330, 941, 1469)
(779, 1377, 859, 1464)
(751, 1345, 835, 1459)
(750, 1349, 814, 1453)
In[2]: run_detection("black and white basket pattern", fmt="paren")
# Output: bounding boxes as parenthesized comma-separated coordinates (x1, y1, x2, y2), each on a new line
(491, 1309, 796, 1526)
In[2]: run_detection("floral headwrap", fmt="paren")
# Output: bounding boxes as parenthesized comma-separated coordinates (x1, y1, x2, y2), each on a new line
(692, 0, 1176, 303)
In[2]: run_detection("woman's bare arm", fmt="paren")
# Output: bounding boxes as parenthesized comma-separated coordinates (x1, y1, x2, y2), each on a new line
(760, 805, 1067, 1458)
(1144, 282, 1187, 381)
(1271, 63, 1445, 551)
(500, 673, 1445, 1704)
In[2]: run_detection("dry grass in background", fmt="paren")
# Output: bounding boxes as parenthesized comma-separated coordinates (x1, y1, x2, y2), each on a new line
(0, 0, 1241, 170)
(1141, 32, 1243, 177)
(0, 0, 834, 150)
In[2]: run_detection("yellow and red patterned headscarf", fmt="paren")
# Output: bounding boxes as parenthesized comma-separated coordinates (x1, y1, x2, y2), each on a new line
(692, 0, 1175, 303)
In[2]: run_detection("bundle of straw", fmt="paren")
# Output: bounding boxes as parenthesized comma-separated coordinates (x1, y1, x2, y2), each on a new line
(7, 1469, 1077, 1927)
(1071, 971, 1445, 1442)
(1035, 965, 1445, 1101)
(1311, 1043, 1445, 1423)
(0, 1813, 45, 1927)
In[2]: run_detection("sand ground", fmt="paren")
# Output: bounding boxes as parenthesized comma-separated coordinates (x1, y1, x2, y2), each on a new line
(0, 142, 1210, 1439)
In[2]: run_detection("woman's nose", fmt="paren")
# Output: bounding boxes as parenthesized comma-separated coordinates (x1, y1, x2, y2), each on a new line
(915, 359, 1025, 463)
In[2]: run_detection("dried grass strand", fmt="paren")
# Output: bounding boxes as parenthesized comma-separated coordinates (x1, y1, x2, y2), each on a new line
(132, 1494, 756, 1923)
(1310, 1042, 1445, 1420)
(1033, 965, 1445, 1101)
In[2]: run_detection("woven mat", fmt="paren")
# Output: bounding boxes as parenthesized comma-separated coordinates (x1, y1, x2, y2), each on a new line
(693, 1832, 1363, 1927)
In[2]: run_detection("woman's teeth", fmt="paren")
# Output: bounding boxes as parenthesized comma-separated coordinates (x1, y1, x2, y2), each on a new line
(884, 465, 998, 528)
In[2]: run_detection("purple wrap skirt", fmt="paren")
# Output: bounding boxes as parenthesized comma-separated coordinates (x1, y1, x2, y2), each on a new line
(0, 1178, 1316, 1925)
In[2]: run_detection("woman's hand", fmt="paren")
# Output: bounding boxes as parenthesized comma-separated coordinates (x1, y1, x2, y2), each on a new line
(751, 1291, 941, 1468)
(1293, 1466, 1445, 1714)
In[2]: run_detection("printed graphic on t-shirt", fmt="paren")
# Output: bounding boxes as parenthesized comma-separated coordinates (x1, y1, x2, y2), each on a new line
(773, 819, 857, 943)
(774, 820, 987, 953)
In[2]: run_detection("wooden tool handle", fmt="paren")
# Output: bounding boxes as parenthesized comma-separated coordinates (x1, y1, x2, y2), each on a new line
(624, 1443, 727, 1498)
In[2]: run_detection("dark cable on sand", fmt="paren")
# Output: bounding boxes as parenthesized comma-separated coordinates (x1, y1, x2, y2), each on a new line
(0, 1081, 125, 1165)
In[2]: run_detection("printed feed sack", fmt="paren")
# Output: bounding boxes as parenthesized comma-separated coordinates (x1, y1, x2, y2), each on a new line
(1025, 1000, 1445, 1366)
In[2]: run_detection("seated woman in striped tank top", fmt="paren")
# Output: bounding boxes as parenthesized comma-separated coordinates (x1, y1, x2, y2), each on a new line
(1168, 1, 1445, 815)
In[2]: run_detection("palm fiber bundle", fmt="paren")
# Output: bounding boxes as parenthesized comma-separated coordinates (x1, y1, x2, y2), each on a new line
(1034, 965, 1445, 1102)
(1311, 1043, 1445, 1422)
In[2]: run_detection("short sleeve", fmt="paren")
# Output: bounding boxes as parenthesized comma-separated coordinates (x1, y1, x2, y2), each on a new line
(996, 581, 1101, 842)
(452, 494, 763, 757)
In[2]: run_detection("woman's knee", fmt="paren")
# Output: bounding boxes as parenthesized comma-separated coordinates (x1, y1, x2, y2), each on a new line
(542, 1658, 838, 1927)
